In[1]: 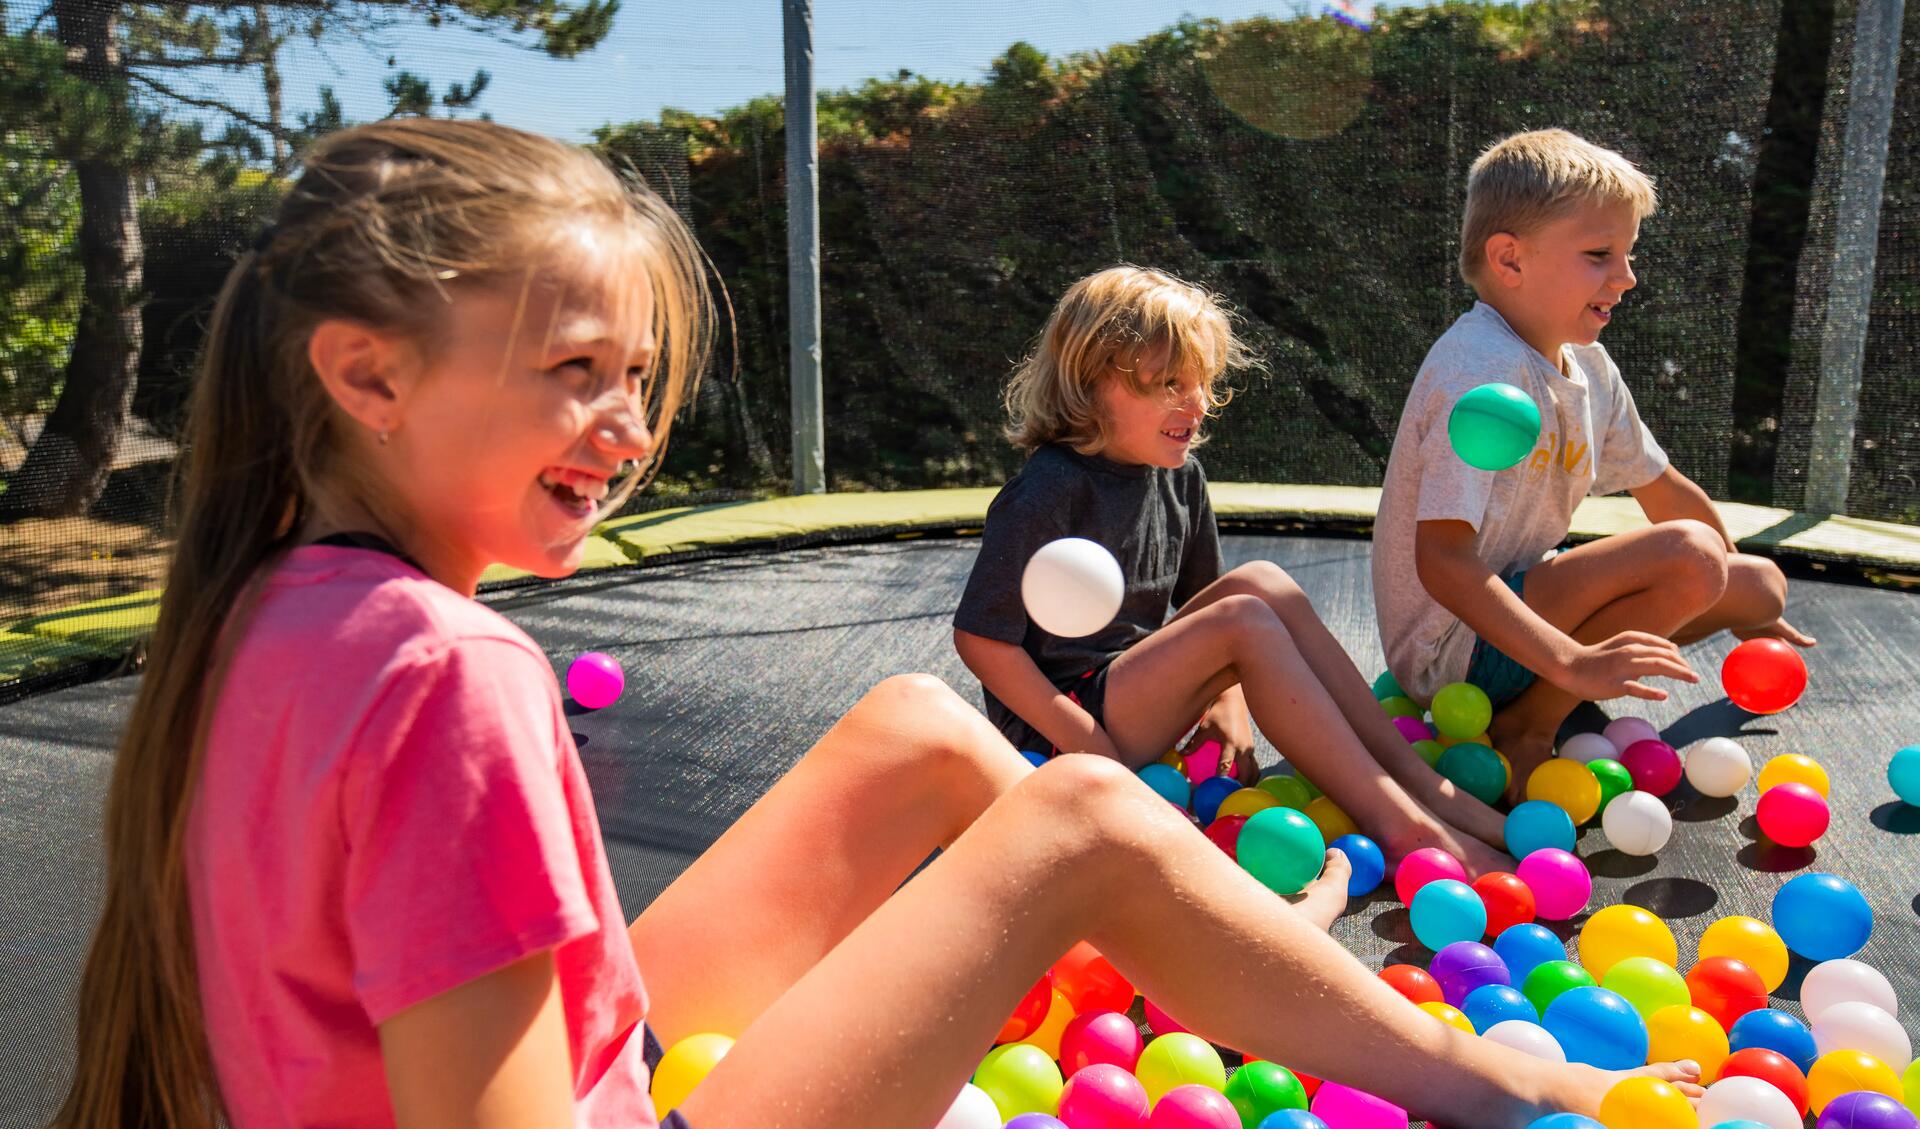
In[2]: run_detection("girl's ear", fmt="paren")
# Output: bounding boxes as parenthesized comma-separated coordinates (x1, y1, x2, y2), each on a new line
(1483, 232, 1525, 289)
(307, 319, 412, 436)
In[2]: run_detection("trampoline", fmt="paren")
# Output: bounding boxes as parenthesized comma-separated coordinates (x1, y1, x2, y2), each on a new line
(5, 522, 1920, 1124)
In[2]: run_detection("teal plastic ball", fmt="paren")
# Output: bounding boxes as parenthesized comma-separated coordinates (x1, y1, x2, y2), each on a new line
(1448, 382, 1544, 471)
(1238, 807, 1327, 896)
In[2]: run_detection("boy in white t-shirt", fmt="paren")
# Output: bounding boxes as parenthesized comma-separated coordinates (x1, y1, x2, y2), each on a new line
(1374, 129, 1814, 800)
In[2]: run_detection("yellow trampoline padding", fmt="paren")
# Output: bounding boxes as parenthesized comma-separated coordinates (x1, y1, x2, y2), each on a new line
(0, 630, 121, 683)
(596, 488, 1001, 560)
(477, 530, 637, 586)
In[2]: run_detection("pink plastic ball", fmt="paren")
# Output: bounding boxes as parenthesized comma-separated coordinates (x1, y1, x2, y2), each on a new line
(1392, 716, 1435, 744)
(1059, 1010, 1147, 1075)
(1756, 781, 1831, 847)
(1619, 739, 1683, 797)
(1057, 1064, 1151, 1129)
(566, 651, 624, 709)
(1183, 739, 1222, 785)
(1148, 1085, 1238, 1129)
(1515, 848, 1592, 920)
(1310, 1082, 1407, 1129)
(1393, 847, 1467, 905)
(1143, 998, 1192, 1037)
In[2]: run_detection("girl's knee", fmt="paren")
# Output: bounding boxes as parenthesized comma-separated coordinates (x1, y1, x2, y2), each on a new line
(855, 674, 1004, 755)
(1019, 755, 1179, 856)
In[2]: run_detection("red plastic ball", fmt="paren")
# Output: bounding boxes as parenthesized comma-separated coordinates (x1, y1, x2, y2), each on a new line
(1378, 963, 1444, 1006)
(1755, 781, 1830, 847)
(1053, 942, 1135, 1014)
(1718, 1047, 1809, 1114)
(996, 970, 1054, 1043)
(1686, 956, 1768, 1031)
(1619, 739, 1683, 796)
(1472, 871, 1537, 937)
(1203, 814, 1248, 861)
(1722, 637, 1808, 714)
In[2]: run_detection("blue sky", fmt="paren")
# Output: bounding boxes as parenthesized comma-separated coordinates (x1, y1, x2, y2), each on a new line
(64, 0, 1421, 143)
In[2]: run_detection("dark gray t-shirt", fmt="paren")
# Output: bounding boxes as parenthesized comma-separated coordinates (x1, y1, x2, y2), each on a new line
(953, 443, 1223, 739)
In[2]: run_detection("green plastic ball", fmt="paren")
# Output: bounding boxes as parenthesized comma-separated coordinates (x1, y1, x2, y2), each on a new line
(1522, 959, 1597, 1016)
(1379, 695, 1424, 720)
(1237, 807, 1327, 896)
(1437, 742, 1506, 805)
(1589, 758, 1634, 815)
(1448, 382, 1544, 471)
(1412, 739, 1446, 768)
(1602, 956, 1690, 1020)
(1225, 1060, 1310, 1123)
(1372, 670, 1405, 702)
(1431, 682, 1493, 741)
(1256, 775, 1313, 810)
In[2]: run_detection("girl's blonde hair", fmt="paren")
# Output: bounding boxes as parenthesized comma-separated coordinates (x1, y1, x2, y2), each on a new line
(1004, 265, 1258, 455)
(53, 118, 714, 1129)
(1459, 128, 1659, 289)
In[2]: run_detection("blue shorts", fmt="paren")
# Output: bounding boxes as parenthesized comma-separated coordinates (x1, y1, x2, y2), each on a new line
(1465, 570, 1539, 708)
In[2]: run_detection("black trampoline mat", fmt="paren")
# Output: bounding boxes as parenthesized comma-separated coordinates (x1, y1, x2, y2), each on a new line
(4, 534, 1919, 1124)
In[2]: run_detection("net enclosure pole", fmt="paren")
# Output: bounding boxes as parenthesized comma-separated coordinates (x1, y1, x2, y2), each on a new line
(784, 0, 826, 495)
(1807, 0, 1904, 514)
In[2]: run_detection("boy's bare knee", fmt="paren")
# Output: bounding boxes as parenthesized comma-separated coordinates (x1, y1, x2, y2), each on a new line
(1732, 554, 1788, 621)
(1229, 560, 1308, 611)
(1204, 592, 1290, 639)
(1654, 519, 1729, 606)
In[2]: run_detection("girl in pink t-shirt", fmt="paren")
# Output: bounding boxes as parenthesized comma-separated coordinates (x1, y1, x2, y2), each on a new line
(56, 118, 1698, 1129)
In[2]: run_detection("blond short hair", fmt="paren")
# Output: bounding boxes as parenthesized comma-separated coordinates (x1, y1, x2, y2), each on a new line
(1004, 265, 1258, 455)
(1459, 129, 1659, 290)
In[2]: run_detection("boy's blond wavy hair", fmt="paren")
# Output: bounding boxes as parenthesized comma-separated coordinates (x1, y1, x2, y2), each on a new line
(1460, 129, 1659, 291)
(1005, 265, 1258, 455)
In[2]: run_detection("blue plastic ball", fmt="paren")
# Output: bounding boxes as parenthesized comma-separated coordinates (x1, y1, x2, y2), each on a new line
(1890, 745, 1920, 806)
(1258, 1111, 1331, 1129)
(1193, 775, 1244, 826)
(1463, 983, 1538, 1033)
(1773, 872, 1874, 960)
(1329, 833, 1386, 897)
(1525, 1116, 1605, 1129)
(1019, 749, 1050, 768)
(1727, 1007, 1819, 1073)
(1541, 986, 1648, 1069)
(1708, 1123, 1772, 1129)
(1505, 800, 1577, 860)
(1410, 878, 1487, 951)
(1138, 762, 1192, 809)
(1494, 923, 1567, 988)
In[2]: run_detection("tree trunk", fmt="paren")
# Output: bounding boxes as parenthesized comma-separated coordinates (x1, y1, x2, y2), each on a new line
(4, 0, 145, 519)
(256, 2, 288, 171)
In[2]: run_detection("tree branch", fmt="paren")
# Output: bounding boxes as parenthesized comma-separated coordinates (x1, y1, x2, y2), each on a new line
(127, 54, 258, 68)
(124, 70, 287, 137)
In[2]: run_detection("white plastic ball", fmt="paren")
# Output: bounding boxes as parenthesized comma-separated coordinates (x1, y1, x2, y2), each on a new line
(1695, 1074, 1803, 1129)
(1481, 1019, 1566, 1062)
(1603, 716, 1660, 753)
(933, 1082, 1002, 1129)
(1599, 789, 1673, 856)
(1803, 958, 1899, 1023)
(1020, 538, 1124, 638)
(1684, 736, 1753, 798)
(1559, 732, 1616, 764)
(1812, 1000, 1912, 1071)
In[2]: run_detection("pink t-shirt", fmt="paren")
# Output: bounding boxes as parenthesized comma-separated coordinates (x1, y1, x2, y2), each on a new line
(186, 545, 658, 1128)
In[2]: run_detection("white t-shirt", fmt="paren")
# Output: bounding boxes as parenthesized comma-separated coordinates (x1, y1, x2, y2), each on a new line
(1372, 302, 1670, 702)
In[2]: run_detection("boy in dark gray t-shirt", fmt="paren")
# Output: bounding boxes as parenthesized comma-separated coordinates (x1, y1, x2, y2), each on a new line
(954, 266, 1515, 876)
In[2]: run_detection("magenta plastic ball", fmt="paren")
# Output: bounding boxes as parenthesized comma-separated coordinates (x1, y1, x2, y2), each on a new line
(1393, 847, 1467, 905)
(1059, 1010, 1146, 1075)
(1148, 1085, 1240, 1129)
(1309, 1082, 1407, 1129)
(1756, 781, 1831, 847)
(565, 651, 624, 709)
(1143, 997, 1192, 1037)
(1392, 716, 1435, 744)
(1184, 739, 1223, 784)
(1618, 739, 1682, 797)
(1516, 849, 1592, 920)
(1058, 1064, 1151, 1129)
(1429, 941, 1511, 1007)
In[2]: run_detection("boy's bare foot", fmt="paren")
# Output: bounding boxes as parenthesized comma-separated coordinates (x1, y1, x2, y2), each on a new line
(1380, 820, 1515, 881)
(1489, 714, 1557, 805)
(1287, 849, 1352, 930)
(1418, 778, 1510, 850)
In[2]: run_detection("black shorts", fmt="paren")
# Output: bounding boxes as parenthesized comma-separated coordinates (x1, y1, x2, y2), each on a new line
(996, 660, 1115, 757)
(644, 1025, 698, 1129)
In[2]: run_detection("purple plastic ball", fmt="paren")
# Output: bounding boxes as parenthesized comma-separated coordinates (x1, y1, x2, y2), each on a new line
(1428, 941, 1511, 1007)
(566, 651, 625, 709)
(1005, 1117, 1071, 1129)
(1817, 1092, 1920, 1129)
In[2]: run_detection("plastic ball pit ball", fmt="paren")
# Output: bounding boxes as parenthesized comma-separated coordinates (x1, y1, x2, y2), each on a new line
(1203, 814, 1247, 861)
(1523, 960, 1598, 1016)
(1328, 833, 1385, 897)
(1431, 681, 1493, 741)
(1378, 964, 1444, 1006)
(998, 972, 1055, 1043)
(1004, 1115, 1070, 1129)
(1309, 1082, 1407, 1129)
(1484, 1018, 1568, 1062)
(1412, 739, 1446, 767)
(1526, 760, 1603, 825)
(1774, 873, 1875, 961)
(1022, 538, 1125, 638)
(1759, 752, 1832, 797)
(1697, 1075, 1804, 1129)
(1256, 775, 1313, 810)
(1302, 796, 1357, 842)
(1054, 942, 1135, 1014)
(1238, 807, 1326, 896)
(1191, 775, 1242, 826)
(1645, 1004, 1730, 1081)
(1730, 1008, 1820, 1073)
(1559, 732, 1616, 764)
(1687, 956, 1769, 1031)
(1393, 846, 1467, 905)
(1578, 904, 1678, 980)
(1809, 1049, 1905, 1113)
(1722, 637, 1809, 714)
(1473, 871, 1537, 936)
(1380, 695, 1424, 720)
(565, 651, 625, 709)
(1687, 736, 1755, 797)
(1429, 940, 1510, 1005)
(974, 1043, 1063, 1119)
(1448, 382, 1543, 471)
(1135, 1033, 1226, 1105)
(1419, 1000, 1475, 1033)
(1410, 878, 1486, 951)
(1257, 1111, 1329, 1129)
(1597, 1075, 1693, 1128)
(1587, 758, 1634, 816)
(1891, 745, 1920, 806)
(1506, 801, 1577, 860)
(934, 1082, 1002, 1129)
(1618, 739, 1682, 797)
(1495, 923, 1568, 987)
(1437, 742, 1506, 804)
(1817, 1091, 1920, 1129)
(1224, 1061, 1310, 1125)
(1057, 1064, 1151, 1128)
(1525, 1117, 1603, 1129)
(1150, 1085, 1239, 1129)
(1144, 996, 1192, 1038)
(1604, 958, 1690, 1021)
(1599, 789, 1673, 856)
(1390, 715, 1433, 745)
(1463, 983, 1536, 1032)
(1542, 986, 1648, 1069)
(1803, 959, 1900, 1024)
(1719, 1046, 1810, 1114)
(1755, 781, 1830, 847)
(1516, 848, 1592, 920)
(1702, 916, 1791, 993)
(1371, 670, 1404, 701)
(1059, 1010, 1145, 1074)
(1603, 716, 1661, 752)
(1184, 739, 1224, 785)
(1813, 1001, 1912, 1072)
(651, 1032, 732, 1115)
(1138, 763, 1192, 809)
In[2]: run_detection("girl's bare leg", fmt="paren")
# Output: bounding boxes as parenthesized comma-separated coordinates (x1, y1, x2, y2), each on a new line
(675, 754, 1697, 1129)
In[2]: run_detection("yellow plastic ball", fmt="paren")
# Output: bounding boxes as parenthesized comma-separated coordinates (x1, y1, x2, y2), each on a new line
(1578, 904, 1678, 981)
(1809, 1049, 1903, 1113)
(1303, 796, 1358, 842)
(1495, 749, 1513, 791)
(1527, 759, 1603, 825)
(1160, 748, 1185, 768)
(651, 1032, 734, 1115)
(1419, 1000, 1475, 1033)
(1597, 1075, 1693, 1129)
(1216, 788, 1281, 820)
(1697, 915, 1790, 993)
(1645, 1005, 1729, 1082)
(1758, 753, 1830, 798)
(1025, 988, 1076, 1060)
